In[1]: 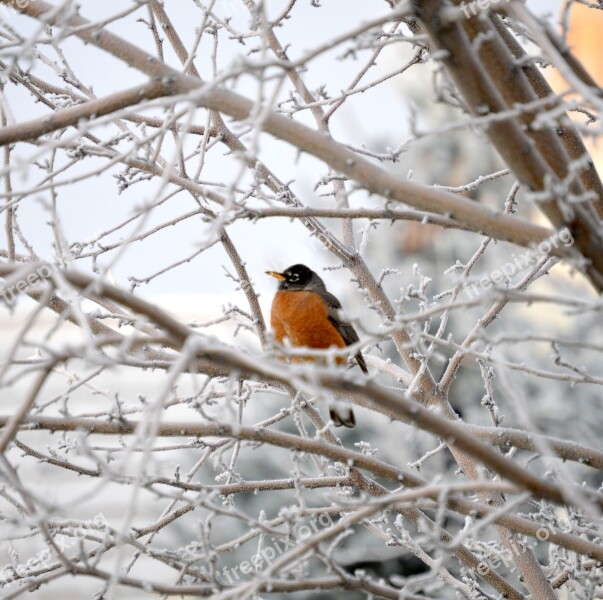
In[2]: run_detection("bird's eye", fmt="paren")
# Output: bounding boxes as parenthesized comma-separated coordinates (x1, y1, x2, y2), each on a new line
(289, 273, 299, 282)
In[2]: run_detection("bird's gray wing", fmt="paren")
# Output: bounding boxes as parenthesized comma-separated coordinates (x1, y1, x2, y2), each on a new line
(316, 290, 368, 374)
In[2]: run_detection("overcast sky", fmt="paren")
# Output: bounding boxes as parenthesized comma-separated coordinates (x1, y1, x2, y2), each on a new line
(1, 0, 569, 310)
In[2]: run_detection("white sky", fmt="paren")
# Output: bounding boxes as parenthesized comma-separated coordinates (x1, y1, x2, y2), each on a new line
(1, 0, 566, 310)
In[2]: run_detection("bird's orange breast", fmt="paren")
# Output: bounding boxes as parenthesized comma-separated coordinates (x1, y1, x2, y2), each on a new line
(270, 290, 346, 353)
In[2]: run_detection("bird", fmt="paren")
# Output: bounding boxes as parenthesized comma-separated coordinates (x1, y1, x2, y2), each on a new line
(266, 264, 367, 428)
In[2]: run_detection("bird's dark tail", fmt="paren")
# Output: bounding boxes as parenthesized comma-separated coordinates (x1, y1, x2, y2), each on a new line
(329, 405, 356, 428)
(355, 352, 368, 374)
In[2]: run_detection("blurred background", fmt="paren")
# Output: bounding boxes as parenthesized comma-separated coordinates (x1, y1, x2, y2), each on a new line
(1, 0, 602, 597)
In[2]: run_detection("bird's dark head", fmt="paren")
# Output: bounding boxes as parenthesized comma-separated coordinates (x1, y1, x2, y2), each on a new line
(266, 264, 325, 292)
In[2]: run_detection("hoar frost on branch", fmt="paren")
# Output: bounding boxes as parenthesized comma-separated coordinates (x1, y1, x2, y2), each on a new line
(0, 1, 602, 598)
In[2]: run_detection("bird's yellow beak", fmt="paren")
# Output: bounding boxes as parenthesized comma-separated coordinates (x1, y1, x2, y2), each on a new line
(266, 270, 286, 281)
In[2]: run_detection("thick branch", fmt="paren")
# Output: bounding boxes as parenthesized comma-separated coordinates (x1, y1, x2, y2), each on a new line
(0, 0, 576, 263)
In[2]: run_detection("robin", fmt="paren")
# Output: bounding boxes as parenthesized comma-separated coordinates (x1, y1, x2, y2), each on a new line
(266, 264, 367, 428)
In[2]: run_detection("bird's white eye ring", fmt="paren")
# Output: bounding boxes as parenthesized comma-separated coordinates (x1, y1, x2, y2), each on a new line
(289, 273, 299, 282)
